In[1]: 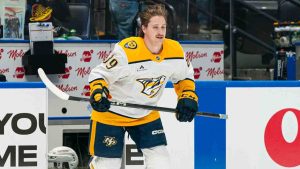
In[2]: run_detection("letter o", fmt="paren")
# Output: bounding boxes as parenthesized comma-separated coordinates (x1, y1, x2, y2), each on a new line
(11, 113, 37, 135)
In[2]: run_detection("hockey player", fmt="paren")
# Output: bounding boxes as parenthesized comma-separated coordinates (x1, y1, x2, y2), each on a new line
(88, 4, 198, 169)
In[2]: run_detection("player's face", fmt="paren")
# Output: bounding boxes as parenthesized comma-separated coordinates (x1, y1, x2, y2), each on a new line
(142, 16, 166, 43)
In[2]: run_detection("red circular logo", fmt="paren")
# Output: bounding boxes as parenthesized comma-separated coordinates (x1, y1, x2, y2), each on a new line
(264, 108, 300, 167)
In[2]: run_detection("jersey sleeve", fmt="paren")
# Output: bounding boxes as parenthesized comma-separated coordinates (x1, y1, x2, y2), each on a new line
(88, 43, 129, 85)
(169, 44, 197, 98)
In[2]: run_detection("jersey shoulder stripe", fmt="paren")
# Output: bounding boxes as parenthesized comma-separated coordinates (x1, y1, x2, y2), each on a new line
(118, 37, 185, 64)
(118, 37, 147, 63)
(163, 38, 184, 59)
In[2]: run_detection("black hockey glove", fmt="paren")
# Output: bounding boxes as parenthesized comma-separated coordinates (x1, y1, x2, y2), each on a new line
(175, 91, 198, 122)
(90, 85, 111, 112)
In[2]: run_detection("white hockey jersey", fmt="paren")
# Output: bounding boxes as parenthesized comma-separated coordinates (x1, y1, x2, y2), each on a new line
(88, 37, 195, 126)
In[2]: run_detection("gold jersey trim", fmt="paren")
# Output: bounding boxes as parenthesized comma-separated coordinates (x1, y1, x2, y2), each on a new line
(173, 79, 196, 96)
(89, 121, 97, 156)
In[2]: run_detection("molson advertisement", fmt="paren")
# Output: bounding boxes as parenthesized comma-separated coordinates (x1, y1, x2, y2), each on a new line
(0, 42, 224, 93)
(182, 43, 224, 80)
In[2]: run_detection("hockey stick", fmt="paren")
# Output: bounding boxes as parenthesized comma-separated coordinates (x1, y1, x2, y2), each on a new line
(38, 68, 228, 120)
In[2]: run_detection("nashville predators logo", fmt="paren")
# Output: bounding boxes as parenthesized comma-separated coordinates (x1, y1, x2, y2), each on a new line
(124, 40, 137, 49)
(136, 75, 166, 98)
(103, 136, 117, 147)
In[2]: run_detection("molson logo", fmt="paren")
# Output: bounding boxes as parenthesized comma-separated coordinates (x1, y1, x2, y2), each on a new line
(13, 67, 25, 79)
(8, 49, 25, 60)
(56, 84, 78, 92)
(185, 51, 207, 62)
(57, 50, 77, 57)
(211, 51, 223, 63)
(80, 50, 93, 62)
(193, 67, 202, 79)
(0, 68, 9, 74)
(75, 67, 91, 78)
(81, 85, 90, 96)
(58, 66, 72, 79)
(97, 50, 111, 61)
(206, 67, 224, 78)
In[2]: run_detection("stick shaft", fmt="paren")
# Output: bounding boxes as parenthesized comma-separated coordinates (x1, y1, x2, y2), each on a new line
(69, 96, 227, 119)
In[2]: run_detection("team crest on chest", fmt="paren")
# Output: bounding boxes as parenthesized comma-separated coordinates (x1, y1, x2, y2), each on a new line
(124, 40, 137, 49)
(136, 75, 166, 98)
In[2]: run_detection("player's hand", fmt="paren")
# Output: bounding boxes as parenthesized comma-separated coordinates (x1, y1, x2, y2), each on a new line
(90, 86, 111, 112)
(175, 91, 198, 122)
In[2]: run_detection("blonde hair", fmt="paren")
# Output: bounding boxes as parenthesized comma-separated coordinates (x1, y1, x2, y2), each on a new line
(138, 4, 168, 37)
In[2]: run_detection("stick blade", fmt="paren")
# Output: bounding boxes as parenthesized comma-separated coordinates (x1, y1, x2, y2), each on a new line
(38, 68, 70, 100)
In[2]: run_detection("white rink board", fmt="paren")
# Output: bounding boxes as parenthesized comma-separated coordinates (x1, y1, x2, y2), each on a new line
(0, 87, 48, 169)
(226, 87, 300, 169)
(125, 88, 194, 169)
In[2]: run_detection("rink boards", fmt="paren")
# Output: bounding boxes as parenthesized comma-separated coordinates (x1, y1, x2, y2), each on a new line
(0, 82, 48, 168)
(196, 81, 300, 169)
(1, 81, 300, 169)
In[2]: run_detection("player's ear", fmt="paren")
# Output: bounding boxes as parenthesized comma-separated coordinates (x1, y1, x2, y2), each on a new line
(142, 25, 147, 34)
